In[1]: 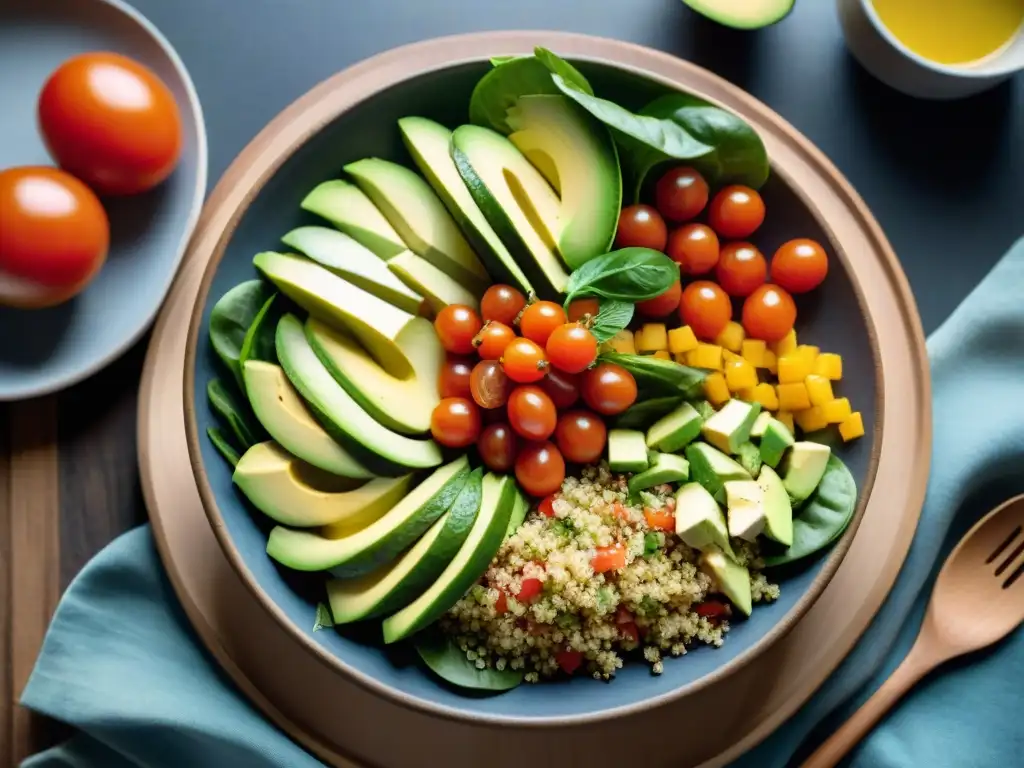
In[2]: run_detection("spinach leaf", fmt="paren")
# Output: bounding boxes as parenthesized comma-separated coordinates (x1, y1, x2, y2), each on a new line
(641, 94, 769, 189)
(313, 602, 334, 632)
(469, 57, 567, 134)
(549, 74, 714, 202)
(614, 396, 685, 430)
(207, 378, 264, 451)
(763, 455, 858, 567)
(239, 293, 282, 371)
(206, 427, 241, 468)
(414, 631, 523, 692)
(209, 279, 275, 390)
(589, 299, 634, 343)
(490, 55, 516, 66)
(533, 47, 593, 96)
(564, 248, 679, 305)
(599, 353, 708, 399)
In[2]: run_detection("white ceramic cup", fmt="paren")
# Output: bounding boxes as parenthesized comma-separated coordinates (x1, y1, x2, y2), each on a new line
(836, 0, 1024, 99)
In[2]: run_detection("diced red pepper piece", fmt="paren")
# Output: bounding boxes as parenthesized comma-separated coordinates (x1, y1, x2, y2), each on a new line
(517, 577, 543, 603)
(615, 605, 634, 625)
(620, 621, 640, 644)
(695, 600, 729, 620)
(644, 507, 675, 532)
(494, 590, 508, 615)
(555, 649, 583, 675)
(592, 543, 627, 573)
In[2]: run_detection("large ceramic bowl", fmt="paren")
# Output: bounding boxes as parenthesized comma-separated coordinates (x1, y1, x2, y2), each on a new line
(183, 33, 884, 725)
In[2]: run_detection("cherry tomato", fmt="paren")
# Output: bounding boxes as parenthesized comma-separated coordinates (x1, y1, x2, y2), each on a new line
(517, 578, 544, 603)
(695, 600, 730, 620)
(480, 284, 527, 325)
(708, 185, 765, 240)
(770, 238, 829, 293)
(0, 166, 109, 308)
(515, 441, 566, 498)
(430, 397, 481, 448)
(518, 300, 567, 346)
(477, 422, 518, 472)
(538, 495, 557, 517)
(679, 281, 732, 340)
(473, 320, 516, 360)
(555, 649, 584, 675)
(742, 284, 797, 342)
(655, 167, 709, 223)
(667, 223, 720, 275)
(539, 368, 581, 410)
(592, 543, 627, 573)
(470, 359, 514, 409)
(715, 242, 767, 297)
(581, 363, 637, 416)
(567, 297, 600, 323)
(615, 204, 668, 251)
(554, 410, 608, 464)
(38, 53, 182, 196)
(644, 508, 675, 532)
(635, 279, 682, 318)
(507, 386, 557, 441)
(437, 355, 474, 399)
(501, 337, 549, 383)
(434, 304, 482, 355)
(545, 323, 598, 374)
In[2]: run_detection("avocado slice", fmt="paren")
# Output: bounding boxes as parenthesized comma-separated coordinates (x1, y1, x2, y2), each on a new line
(723, 479, 767, 542)
(681, 0, 794, 31)
(781, 441, 831, 503)
(254, 251, 414, 379)
(266, 456, 470, 576)
(327, 468, 483, 623)
(306, 316, 442, 436)
(607, 429, 650, 474)
(344, 158, 490, 295)
(749, 411, 773, 440)
(280, 227, 424, 315)
(301, 180, 406, 259)
(699, 548, 752, 617)
(243, 361, 374, 479)
(646, 401, 703, 453)
(674, 482, 734, 559)
(382, 471, 517, 643)
(628, 452, 690, 495)
(506, 95, 621, 269)
(387, 250, 481, 314)
(757, 464, 794, 547)
(451, 125, 570, 299)
(736, 441, 763, 477)
(760, 418, 795, 468)
(233, 442, 413, 529)
(275, 314, 443, 475)
(685, 441, 751, 502)
(702, 399, 762, 455)
(504, 488, 529, 540)
(398, 117, 533, 295)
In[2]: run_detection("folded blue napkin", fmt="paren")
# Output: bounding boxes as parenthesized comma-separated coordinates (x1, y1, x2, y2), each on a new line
(22, 238, 1024, 768)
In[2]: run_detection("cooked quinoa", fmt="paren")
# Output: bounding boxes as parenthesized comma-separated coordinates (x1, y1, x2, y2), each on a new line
(441, 464, 780, 682)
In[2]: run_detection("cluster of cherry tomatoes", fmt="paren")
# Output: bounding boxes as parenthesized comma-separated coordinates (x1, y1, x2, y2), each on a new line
(617, 166, 830, 342)
(430, 285, 639, 498)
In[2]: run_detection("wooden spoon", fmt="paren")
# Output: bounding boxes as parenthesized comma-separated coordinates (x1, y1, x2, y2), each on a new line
(800, 494, 1024, 768)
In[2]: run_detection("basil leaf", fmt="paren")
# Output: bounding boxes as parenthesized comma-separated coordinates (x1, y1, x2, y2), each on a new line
(533, 47, 593, 96)
(469, 57, 567, 133)
(599, 352, 708, 399)
(209, 279, 275, 391)
(207, 378, 264, 451)
(313, 602, 335, 632)
(614, 396, 685, 430)
(414, 631, 524, 692)
(590, 299, 634, 343)
(565, 248, 679, 304)
(762, 455, 858, 568)
(641, 94, 769, 189)
(239, 293, 283, 372)
(549, 74, 714, 201)
(206, 427, 241, 468)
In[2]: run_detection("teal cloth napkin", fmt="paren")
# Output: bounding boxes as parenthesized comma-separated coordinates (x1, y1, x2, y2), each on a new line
(21, 238, 1024, 768)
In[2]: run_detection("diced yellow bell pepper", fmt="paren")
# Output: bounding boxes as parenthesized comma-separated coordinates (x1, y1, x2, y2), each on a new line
(839, 411, 865, 441)
(805, 374, 834, 406)
(725, 358, 758, 392)
(778, 355, 813, 384)
(777, 382, 812, 411)
(688, 343, 724, 371)
(741, 339, 766, 367)
(722, 349, 742, 364)
(715, 321, 746, 353)
(636, 323, 668, 354)
(703, 372, 731, 407)
(822, 397, 852, 424)
(602, 329, 636, 355)
(794, 344, 819, 362)
(652, 350, 671, 360)
(795, 405, 828, 434)
(742, 383, 779, 411)
(771, 329, 797, 357)
(814, 353, 843, 381)
(763, 349, 778, 374)
(673, 353, 688, 365)
(776, 410, 795, 433)
(668, 325, 698, 355)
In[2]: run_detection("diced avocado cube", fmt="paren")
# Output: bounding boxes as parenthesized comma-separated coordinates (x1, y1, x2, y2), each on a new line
(759, 418, 795, 468)
(685, 442, 751, 502)
(608, 429, 650, 474)
(736, 442, 762, 477)
(757, 464, 793, 547)
(646, 402, 703, 453)
(699, 547, 752, 617)
(693, 399, 716, 421)
(674, 483, 733, 559)
(702, 399, 762, 455)
(724, 480, 767, 542)
(628, 452, 690, 495)
(781, 441, 831, 503)
(750, 411, 774, 440)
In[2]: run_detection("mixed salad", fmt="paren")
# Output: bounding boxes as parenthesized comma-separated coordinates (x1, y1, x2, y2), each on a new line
(204, 48, 861, 690)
